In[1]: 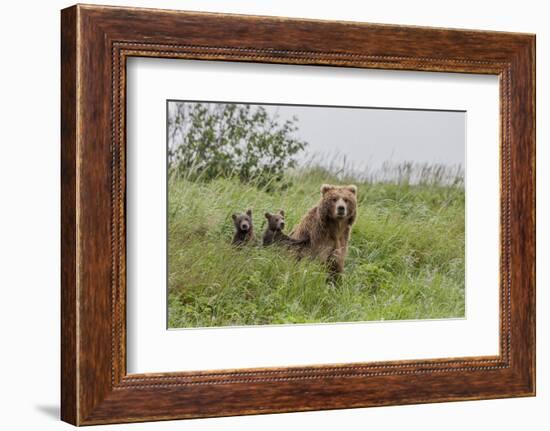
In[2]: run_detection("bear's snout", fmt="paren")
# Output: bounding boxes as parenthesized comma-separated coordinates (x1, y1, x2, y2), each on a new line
(272, 216, 285, 231)
(335, 198, 347, 217)
(240, 222, 250, 231)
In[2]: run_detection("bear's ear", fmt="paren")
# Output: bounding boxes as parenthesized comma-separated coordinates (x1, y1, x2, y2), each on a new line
(232, 213, 237, 221)
(246, 208, 252, 217)
(265, 212, 271, 219)
(321, 184, 335, 195)
(279, 209, 285, 216)
(346, 185, 358, 195)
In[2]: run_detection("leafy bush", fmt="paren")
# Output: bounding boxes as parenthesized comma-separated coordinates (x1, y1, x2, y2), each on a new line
(168, 102, 307, 187)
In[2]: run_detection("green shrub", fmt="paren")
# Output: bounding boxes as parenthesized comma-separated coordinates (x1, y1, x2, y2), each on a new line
(168, 102, 307, 188)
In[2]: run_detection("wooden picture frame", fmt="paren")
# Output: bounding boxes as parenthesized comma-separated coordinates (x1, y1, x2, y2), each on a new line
(61, 4, 535, 425)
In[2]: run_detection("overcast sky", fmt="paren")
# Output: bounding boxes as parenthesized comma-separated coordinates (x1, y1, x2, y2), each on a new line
(261, 104, 465, 172)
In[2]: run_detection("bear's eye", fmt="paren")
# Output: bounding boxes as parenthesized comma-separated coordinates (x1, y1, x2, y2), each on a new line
(332, 197, 338, 202)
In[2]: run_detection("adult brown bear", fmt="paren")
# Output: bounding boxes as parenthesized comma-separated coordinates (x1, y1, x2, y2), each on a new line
(290, 184, 358, 274)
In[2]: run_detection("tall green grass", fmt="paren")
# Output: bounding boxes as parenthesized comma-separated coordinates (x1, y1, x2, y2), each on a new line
(168, 165, 465, 328)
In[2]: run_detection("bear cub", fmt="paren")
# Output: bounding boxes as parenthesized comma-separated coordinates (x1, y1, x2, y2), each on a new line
(232, 209, 254, 245)
(263, 210, 309, 249)
(263, 210, 291, 246)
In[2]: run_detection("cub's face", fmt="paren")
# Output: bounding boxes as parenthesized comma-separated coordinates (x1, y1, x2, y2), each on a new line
(232, 209, 253, 232)
(320, 184, 357, 221)
(265, 210, 285, 231)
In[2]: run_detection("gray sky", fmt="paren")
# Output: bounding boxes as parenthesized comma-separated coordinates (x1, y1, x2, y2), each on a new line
(262, 104, 465, 172)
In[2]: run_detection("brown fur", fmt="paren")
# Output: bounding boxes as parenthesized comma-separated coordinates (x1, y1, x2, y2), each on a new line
(232, 209, 254, 245)
(290, 184, 357, 274)
(262, 210, 310, 248)
(263, 210, 288, 246)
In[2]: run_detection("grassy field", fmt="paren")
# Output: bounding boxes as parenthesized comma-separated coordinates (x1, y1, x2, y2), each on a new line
(167, 166, 465, 328)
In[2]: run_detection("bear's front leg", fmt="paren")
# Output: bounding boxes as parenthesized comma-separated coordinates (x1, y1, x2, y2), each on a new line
(332, 251, 345, 273)
(328, 241, 345, 275)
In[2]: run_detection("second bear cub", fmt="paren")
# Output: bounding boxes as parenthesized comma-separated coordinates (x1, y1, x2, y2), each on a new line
(263, 210, 292, 246)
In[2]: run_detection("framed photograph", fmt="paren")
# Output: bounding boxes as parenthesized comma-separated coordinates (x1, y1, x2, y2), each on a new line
(61, 4, 535, 425)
